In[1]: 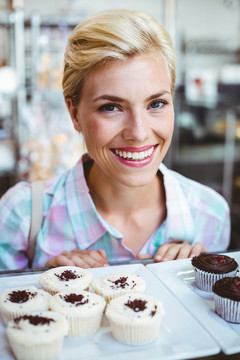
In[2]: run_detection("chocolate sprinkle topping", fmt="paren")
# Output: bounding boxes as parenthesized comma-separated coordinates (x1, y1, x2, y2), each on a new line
(8, 290, 37, 304)
(125, 299, 147, 312)
(60, 293, 89, 306)
(109, 276, 128, 289)
(14, 315, 55, 326)
(55, 270, 81, 281)
(150, 305, 157, 317)
(108, 276, 136, 289)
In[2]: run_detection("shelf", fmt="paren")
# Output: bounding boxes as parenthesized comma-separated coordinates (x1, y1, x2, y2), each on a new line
(174, 143, 240, 164)
(182, 39, 239, 55)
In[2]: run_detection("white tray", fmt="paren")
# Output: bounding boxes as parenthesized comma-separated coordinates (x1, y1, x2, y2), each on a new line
(0, 264, 219, 360)
(147, 251, 240, 355)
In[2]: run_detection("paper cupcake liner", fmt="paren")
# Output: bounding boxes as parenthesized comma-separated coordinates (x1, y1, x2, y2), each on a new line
(102, 291, 127, 303)
(213, 293, 240, 323)
(66, 313, 103, 337)
(91, 274, 146, 304)
(8, 338, 64, 360)
(39, 286, 59, 295)
(193, 268, 238, 292)
(93, 289, 142, 304)
(1, 308, 49, 327)
(41, 285, 90, 296)
(109, 319, 160, 345)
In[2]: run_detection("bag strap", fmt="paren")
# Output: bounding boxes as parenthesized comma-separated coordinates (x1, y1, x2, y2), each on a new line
(27, 180, 45, 268)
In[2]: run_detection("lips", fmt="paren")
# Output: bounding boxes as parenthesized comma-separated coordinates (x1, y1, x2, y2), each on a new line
(111, 146, 156, 161)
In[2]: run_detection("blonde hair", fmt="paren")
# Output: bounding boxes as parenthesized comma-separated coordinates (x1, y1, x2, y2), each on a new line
(63, 9, 176, 106)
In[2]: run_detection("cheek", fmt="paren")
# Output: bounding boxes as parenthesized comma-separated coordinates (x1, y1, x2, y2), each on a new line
(157, 111, 174, 140)
(82, 119, 113, 147)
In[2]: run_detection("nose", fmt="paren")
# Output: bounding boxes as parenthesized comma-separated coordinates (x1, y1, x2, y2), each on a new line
(122, 110, 150, 142)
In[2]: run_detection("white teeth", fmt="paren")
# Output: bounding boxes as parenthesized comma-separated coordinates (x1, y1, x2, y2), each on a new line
(139, 151, 145, 160)
(132, 152, 138, 160)
(115, 147, 154, 160)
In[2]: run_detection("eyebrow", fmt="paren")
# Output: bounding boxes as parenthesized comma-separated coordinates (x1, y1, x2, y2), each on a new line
(93, 95, 124, 103)
(93, 90, 171, 103)
(146, 91, 171, 101)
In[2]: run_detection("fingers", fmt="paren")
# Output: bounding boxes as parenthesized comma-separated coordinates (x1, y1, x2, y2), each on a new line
(153, 242, 184, 262)
(45, 255, 75, 268)
(72, 250, 109, 268)
(190, 242, 207, 258)
(137, 254, 152, 260)
(97, 249, 108, 259)
(44, 249, 109, 269)
(153, 241, 207, 262)
(174, 242, 192, 259)
(84, 249, 109, 267)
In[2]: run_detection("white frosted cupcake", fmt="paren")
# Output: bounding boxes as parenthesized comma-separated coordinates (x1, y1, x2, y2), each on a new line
(105, 292, 164, 345)
(0, 286, 49, 326)
(49, 290, 106, 337)
(7, 311, 68, 360)
(39, 266, 92, 295)
(91, 272, 146, 302)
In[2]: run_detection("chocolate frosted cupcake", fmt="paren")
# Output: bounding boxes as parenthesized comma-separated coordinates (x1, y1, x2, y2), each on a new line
(191, 254, 238, 292)
(212, 276, 240, 323)
(49, 290, 106, 337)
(105, 292, 164, 345)
(0, 286, 49, 326)
(39, 266, 92, 295)
(6, 311, 68, 360)
(91, 272, 146, 302)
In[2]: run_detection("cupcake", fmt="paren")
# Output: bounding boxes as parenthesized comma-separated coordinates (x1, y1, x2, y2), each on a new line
(39, 266, 92, 295)
(0, 286, 49, 326)
(91, 272, 146, 303)
(191, 254, 238, 292)
(49, 290, 106, 337)
(6, 311, 68, 360)
(105, 292, 164, 345)
(212, 276, 240, 323)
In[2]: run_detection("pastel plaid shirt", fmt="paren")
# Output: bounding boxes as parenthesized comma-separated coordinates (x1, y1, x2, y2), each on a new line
(0, 154, 230, 270)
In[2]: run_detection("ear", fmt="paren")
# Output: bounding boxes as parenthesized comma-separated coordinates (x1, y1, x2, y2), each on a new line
(65, 97, 82, 132)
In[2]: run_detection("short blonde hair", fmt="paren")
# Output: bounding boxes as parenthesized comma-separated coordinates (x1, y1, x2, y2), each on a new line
(63, 9, 176, 105)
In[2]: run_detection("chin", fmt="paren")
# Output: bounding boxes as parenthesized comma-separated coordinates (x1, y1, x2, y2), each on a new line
(117, 172, 158, 188)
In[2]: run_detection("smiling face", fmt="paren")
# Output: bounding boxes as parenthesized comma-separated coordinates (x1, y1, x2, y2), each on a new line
(66, 53, 174, 189)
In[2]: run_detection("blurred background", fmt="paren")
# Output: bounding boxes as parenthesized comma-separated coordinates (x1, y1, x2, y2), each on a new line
(0, 0, 239, 249)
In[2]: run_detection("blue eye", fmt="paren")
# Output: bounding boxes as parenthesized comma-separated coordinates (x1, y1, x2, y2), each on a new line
(99, 104, 118, 112)
(150, 100, 166, 109)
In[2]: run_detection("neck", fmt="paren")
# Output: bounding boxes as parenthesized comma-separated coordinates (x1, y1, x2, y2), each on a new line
(86, 162, 165, 219)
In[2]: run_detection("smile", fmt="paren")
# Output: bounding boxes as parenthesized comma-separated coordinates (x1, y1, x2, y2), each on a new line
(112, 146, 155, 161)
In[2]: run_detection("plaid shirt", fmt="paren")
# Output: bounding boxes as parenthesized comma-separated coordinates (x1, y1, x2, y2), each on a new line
(0, 154, 230, 270)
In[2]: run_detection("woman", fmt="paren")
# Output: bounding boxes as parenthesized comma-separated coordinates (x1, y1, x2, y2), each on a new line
(0, 9, 230, 270)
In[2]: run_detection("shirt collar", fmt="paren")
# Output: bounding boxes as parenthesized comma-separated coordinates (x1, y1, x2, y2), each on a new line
(64, 156, 194, 245)
(65, 155, 122, 246)
(160, 163, 195, 241)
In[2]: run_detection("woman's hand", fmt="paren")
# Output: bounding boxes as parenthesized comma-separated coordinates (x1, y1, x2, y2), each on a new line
(137, 241, 206, 262)
(45, 249, 109, 269)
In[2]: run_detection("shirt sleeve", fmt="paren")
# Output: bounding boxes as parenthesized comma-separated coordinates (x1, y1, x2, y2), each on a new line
(0, 182, 31, 270)
(193, 199, 231, 252)
(207, 208, 231, 252)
